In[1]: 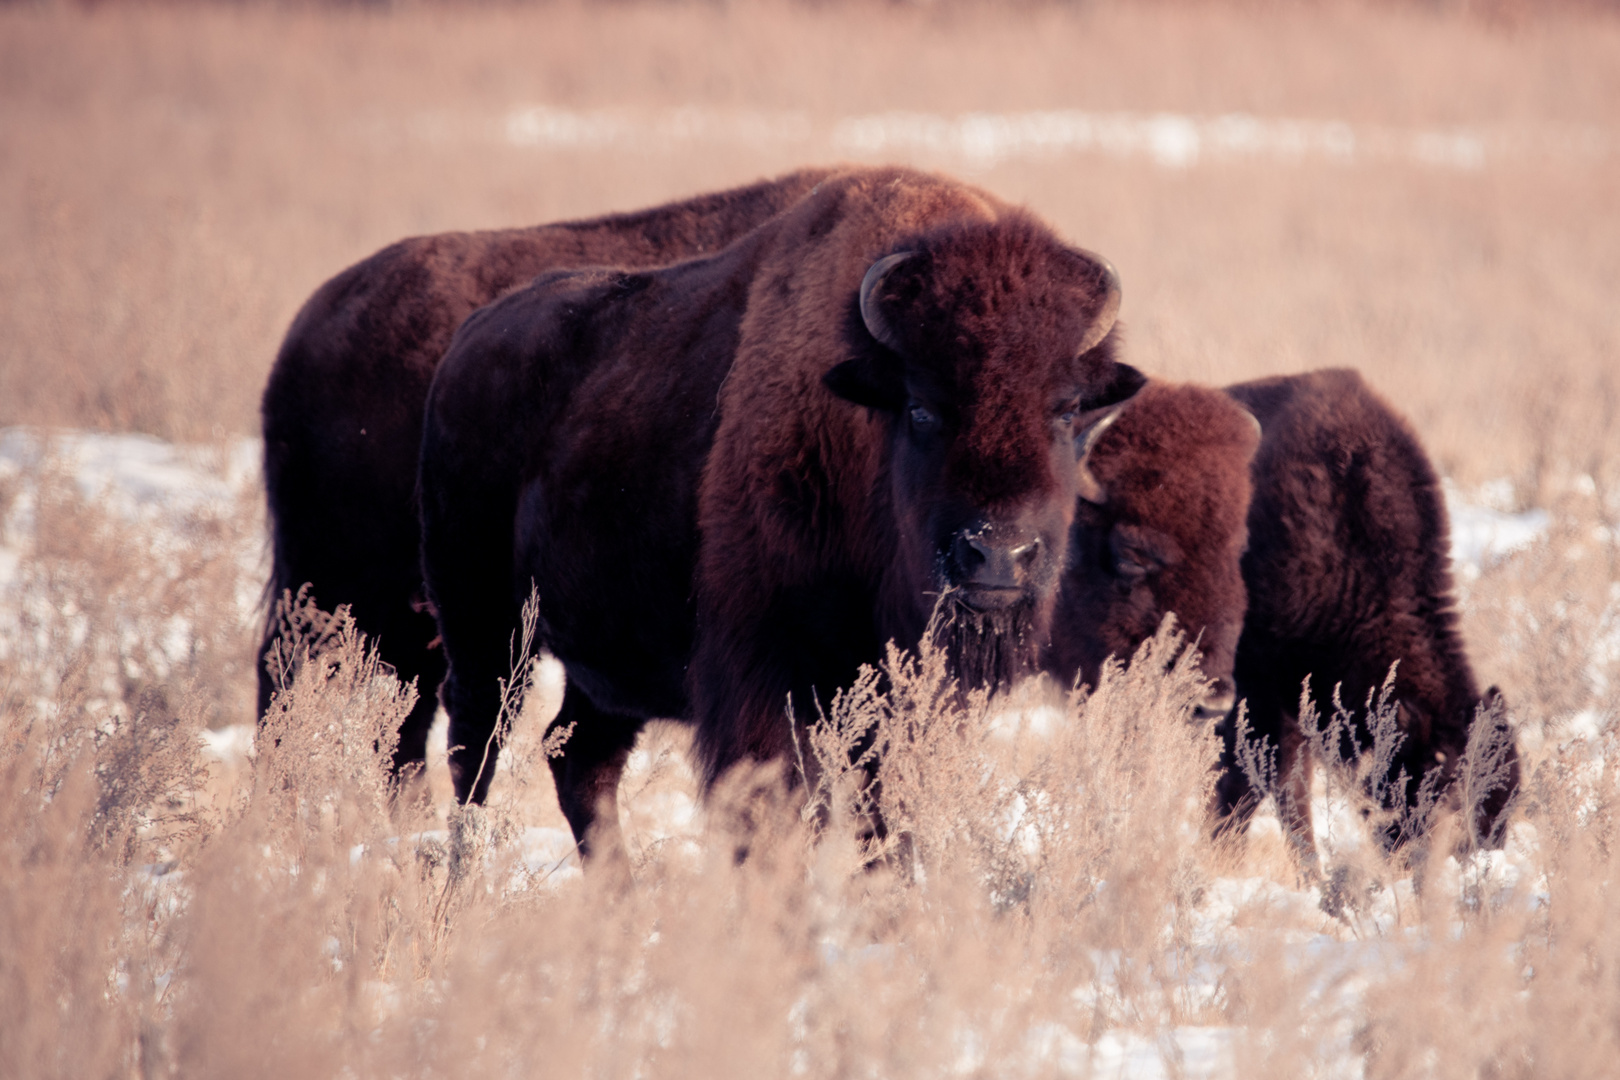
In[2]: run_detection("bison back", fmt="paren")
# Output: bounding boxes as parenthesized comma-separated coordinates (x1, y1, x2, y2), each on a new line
(258, 168, 835, 769)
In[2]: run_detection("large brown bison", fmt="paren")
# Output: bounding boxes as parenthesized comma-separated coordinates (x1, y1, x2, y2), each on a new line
(1045, 381, 1261, 721)
(259, 168, 835, 780)
(418, 166, 1144, 853)
(1218, 368, 1519, 864)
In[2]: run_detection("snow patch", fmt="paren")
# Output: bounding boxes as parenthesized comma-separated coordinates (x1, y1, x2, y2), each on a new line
(200, 723, 255, 765)
(0, 427, 259, 523)
(467, 103, 1613, 173)
(1443, 480, 1549, 579)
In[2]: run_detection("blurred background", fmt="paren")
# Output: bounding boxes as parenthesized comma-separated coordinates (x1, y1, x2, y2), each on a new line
(4, 0, 1618, 504)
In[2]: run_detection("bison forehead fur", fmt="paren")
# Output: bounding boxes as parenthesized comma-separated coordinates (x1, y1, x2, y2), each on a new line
(857, 215, 1123, 508)
(1048, 381, 1260, 709)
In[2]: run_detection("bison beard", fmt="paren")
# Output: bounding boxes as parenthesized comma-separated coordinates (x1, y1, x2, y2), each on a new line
(937, 594, 1041, 693)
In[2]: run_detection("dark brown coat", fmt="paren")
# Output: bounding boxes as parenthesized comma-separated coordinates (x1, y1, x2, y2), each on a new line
(1218, 368, 1519, 863)
(1047, 382, 1260, 719)
(418, 166, 1142, 853)
(258, 168, 835, 779)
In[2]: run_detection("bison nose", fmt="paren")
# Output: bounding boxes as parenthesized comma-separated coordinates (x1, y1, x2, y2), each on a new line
(1193, 683, 1237, 722)
(950, 526, 1041, 609)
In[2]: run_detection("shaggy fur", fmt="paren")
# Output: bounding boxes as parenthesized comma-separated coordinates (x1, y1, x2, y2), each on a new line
(1218, 368, 1520, 862)
(1047, 382, 1260, 718)
(417, 165, 1143, 853)
(258, 168, 835, 781)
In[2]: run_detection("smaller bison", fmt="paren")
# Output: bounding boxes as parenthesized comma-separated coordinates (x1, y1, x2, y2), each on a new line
(1219, 368, 1519, 866)
(1048, 371, 1517, 869)
(1046, 381, 1261, 723)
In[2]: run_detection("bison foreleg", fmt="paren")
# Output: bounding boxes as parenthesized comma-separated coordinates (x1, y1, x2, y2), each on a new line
(1273, 717, 1320, 882)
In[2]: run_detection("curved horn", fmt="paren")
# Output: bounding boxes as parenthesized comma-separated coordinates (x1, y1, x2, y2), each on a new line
(1075, 405, 1125, 504)
(859, 251, 916, 354)
(1074, 254, 1122, 358)
(1241, 407, 1262, 442)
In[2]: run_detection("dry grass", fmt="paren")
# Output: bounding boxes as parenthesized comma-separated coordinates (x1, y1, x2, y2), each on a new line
(2, 476, 1618, 1077)
(4, 1, 1620, 1076)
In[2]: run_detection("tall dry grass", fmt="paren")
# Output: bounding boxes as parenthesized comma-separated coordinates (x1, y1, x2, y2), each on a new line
(0, 463, 1618, 1077)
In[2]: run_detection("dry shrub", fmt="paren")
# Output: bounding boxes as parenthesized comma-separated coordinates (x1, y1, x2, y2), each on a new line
(0, 644, 212, 1078)
(798, 615, 1229, 1045)
(1464, 492, 1620, 745)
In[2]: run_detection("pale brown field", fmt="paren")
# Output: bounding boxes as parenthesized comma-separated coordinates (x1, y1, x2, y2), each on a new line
(3, 2, 1620, 1077)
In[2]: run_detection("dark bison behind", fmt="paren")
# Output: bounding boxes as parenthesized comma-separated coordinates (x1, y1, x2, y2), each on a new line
(259, 168, 835, 782)
(418, 166, 1144, 855)
(1046, 381, 1261, 720)
(1219, 368, 1520, 866)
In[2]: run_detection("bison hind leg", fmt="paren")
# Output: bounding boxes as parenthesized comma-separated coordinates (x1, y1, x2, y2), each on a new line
(546, 682, 646, 867)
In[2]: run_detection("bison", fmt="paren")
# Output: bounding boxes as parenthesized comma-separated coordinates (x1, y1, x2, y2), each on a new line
(259, 168, 836, 783)
(1045, 381, 1261, 723)
(418, 165, 1144, 855)
(1046, 370, 1517, 870)
(1216, 368, 1519, 866)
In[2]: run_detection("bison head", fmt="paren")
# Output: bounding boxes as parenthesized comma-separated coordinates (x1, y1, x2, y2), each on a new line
(1378, 685, 1520, 852)
(1047, 383, 1260, 718)
(824, 215, 1145, 688)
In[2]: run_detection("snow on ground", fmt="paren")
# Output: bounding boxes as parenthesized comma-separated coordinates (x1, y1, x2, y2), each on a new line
(3, 428, 1549, 595)
(0, 427, 259, 525)
(0, 428, 1591, 1076)
(0, 425, 1561, 787)
(0, 427, 265, 619)
(1444, 478, 1551, 581)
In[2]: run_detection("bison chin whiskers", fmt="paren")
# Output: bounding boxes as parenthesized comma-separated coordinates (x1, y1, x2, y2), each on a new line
(930, 589, 1040, 694)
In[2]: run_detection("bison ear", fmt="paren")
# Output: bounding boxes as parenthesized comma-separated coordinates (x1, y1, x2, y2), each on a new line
(1084, 362, 1147, 411)
(824, 355, 906, 412)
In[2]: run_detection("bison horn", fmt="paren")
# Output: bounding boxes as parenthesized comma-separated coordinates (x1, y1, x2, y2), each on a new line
(1075, 405, 1125, 504)
(859, 251, 917, 354)
(1074, 253, 1122, 358)
(1241, 408, 1262, 441)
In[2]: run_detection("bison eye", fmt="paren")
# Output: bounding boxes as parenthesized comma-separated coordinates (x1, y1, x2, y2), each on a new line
(908, 403, 939, 432)
(1057, 400, 1081, 425)
(1111, 547, 1154, 585)
(1108, 527, 1167, 586)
